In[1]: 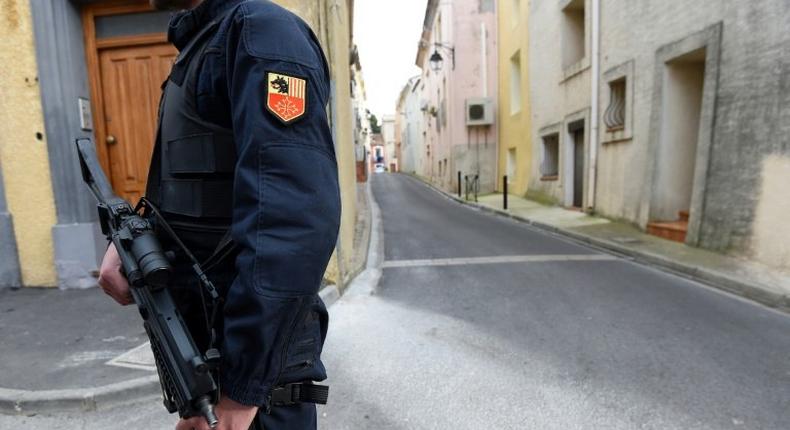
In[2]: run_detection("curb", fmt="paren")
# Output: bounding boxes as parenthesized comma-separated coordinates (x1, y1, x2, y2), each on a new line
(319, 284, 341, 307)
(406, 174, 790, 313)
(0, 286, 347, 416)
(0, 375, 160, 416)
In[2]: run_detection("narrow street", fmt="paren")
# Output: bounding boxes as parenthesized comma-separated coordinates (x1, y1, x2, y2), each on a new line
(319, 173, 790, 430)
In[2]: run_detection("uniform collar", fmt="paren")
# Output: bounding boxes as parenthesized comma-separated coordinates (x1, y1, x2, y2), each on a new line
(168, 0, 245, 50)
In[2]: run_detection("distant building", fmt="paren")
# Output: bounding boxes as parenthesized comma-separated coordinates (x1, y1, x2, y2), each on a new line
(415, 0, 498, 193)
(351, 45, 372, 182)
(395, 76, 423, 175)
(381, 115, 398, 172)
(370, 134, 386, 171)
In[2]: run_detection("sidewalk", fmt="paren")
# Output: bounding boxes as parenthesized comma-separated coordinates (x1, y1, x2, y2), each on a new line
(346, 182, 372, 290)
(0, 285, 351, 417)
(0, 183, 373, 416)
(0, 287, 160, 414)
(416, 177, 790, 313)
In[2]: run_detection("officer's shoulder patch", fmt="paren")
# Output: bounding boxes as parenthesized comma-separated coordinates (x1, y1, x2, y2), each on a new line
(265, 72, 308, 125)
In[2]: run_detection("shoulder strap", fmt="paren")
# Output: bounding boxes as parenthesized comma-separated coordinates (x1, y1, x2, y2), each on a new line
(201, 229, 237, 272)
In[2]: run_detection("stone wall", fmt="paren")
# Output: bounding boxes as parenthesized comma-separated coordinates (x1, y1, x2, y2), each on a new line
(596, 0, 790, 269)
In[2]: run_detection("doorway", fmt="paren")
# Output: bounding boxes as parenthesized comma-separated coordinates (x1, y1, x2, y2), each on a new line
(83, 2, 176, 203)
(98, 44, 176, 202)
(648, 48, 707, 242)
(565, 119, 585, 209)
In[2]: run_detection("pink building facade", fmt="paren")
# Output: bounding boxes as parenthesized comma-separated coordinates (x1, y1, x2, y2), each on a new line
(415, 0, 498, 193)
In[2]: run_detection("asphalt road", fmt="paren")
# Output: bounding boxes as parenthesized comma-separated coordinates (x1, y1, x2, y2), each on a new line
(318, 174, 790, 430)
(3, 172, 790, 429)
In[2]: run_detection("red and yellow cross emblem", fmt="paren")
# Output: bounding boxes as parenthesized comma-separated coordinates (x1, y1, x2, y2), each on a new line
(265, 72, 307, 125)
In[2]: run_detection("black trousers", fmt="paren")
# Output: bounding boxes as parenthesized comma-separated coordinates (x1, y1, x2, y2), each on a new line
(251, 403, 316, 430)
(165, 241, 318, 430)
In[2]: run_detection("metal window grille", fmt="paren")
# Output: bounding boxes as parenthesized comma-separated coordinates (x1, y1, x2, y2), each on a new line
(604, 79, 626, 131)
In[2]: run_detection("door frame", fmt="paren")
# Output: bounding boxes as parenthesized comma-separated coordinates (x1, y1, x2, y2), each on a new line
(640, 23, 722, 246)
(562, 109, 589, 208)
(82, 0, 168, 178)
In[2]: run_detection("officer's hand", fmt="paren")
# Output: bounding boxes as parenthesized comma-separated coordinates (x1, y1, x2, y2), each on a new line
(176, 396, 259, 430)
(98, 243, 133, 306)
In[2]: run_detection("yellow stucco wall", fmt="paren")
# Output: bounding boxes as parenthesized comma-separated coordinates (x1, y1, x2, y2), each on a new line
(322, 0, 358, 286)
(275, 0, 358, 286)
(497, 0, 532, 196)
(0, 0, 58, 287)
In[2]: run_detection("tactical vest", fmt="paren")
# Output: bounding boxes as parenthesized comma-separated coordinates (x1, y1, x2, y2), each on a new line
(146, 19, 236, 232)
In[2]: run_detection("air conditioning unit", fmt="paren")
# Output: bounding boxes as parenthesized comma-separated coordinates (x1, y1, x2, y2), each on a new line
(465, 97, 494, 126)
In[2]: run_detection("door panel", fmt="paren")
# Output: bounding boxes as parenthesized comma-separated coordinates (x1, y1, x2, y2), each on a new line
(98, 43, 176, 203)
(573, 129, 585, 208)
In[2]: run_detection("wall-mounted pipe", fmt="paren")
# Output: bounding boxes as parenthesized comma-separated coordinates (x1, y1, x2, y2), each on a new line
(587, 0, 600, 210)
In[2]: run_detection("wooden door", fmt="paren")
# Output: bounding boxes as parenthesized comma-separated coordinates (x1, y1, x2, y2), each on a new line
(97, 43, 176, 203)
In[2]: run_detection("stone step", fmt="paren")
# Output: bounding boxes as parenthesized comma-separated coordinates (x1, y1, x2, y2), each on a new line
(647, 220, 688, 243)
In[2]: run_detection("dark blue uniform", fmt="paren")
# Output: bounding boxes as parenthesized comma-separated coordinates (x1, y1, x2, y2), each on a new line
(157, 0, 341, 428)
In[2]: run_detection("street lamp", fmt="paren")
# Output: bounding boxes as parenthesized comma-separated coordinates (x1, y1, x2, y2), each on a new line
(429, 43, 455, 72)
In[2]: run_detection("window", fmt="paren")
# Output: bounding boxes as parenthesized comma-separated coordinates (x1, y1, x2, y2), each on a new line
(604, 78, 626, 131)
(602, 60, 634, 143)
(506, 148, 517, 180)
(510, 52, 522, 114)
(95, 11, 171, 38)
(541, 134, 560, 178)
(561, 0, 586, 69)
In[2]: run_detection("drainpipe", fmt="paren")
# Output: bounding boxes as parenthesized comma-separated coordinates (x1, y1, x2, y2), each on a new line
(587, 0, 600, 211)
(479, 21, 487, 178)
(481, 22, 487, 99)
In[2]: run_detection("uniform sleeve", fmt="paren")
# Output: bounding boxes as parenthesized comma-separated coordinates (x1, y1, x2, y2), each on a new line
(219, 7, 340, 408)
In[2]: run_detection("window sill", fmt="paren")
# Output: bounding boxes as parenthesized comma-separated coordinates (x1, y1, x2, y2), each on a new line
(602, 128, 633, 144)
(540, 175, 559, 181)
(561, 57, 590, 83)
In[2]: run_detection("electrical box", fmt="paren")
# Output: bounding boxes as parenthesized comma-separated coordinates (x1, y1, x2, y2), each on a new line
(465, 97, 494, 126)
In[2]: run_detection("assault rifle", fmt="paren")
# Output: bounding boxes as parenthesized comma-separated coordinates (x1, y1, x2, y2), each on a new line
(76, 138, 220, 428)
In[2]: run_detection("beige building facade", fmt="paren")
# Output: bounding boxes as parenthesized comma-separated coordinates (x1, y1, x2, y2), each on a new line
(592, 0, 790, 270)
(525, 0, 790, 271)
(527, 0, 593, 209)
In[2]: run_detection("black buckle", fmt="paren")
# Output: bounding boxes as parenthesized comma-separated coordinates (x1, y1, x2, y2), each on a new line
(270, 383, 300, 406)
(269, 383, 329, 409)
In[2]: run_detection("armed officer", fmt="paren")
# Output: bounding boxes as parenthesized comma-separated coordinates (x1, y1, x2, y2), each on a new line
(97, 0, 341, 429)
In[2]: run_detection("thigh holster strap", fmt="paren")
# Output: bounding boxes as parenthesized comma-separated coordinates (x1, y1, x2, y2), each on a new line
(270, 383, 329, 408)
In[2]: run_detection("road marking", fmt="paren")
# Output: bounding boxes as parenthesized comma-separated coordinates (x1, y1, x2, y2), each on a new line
(105, 342, 156, 372)
(382, 254, 619, 268)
